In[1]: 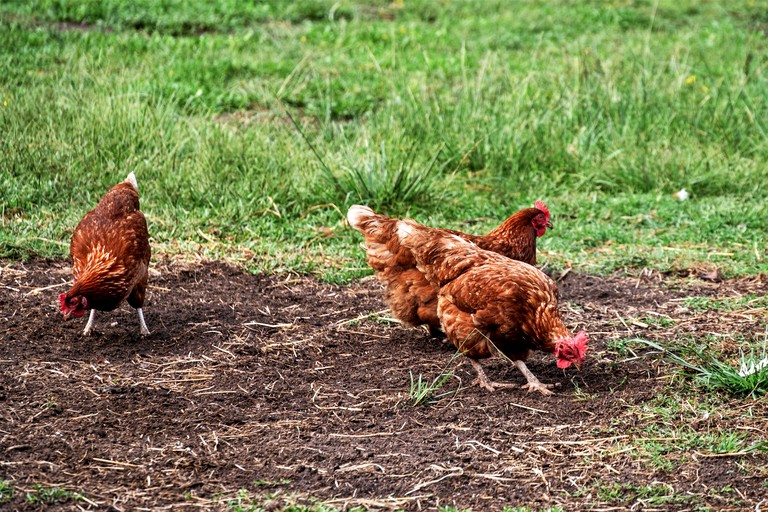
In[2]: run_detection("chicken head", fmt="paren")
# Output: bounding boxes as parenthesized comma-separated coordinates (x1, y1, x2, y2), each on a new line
(59, 293, 88, 320)
(554, 330, 589, 369)
(533, 200, 553, 237)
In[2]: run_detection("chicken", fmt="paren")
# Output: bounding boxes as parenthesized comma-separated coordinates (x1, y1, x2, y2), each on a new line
(396, 219, 588, 394)
(59, 172, 151, 336)
(347, 202, 552, 335)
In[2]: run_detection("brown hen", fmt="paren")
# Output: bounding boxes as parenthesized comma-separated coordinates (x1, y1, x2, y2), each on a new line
(347, 202, 552, 335)
(396, 219, 588, 394)
(59, 172, 151, 335)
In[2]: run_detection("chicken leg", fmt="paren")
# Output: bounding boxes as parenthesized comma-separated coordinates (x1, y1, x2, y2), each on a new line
(137, 308, 150, 336)
(469, 359, 519, 392)
(513, 360, 554, 395)
(83, 308, 150, 336)
(83, 309, 96, 336)
(468, 359, 554, 395)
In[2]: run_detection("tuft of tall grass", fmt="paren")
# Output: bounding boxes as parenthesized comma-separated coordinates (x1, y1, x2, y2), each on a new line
(635, 338, 768, 398)
(330, 141, 448, 212)
(407, 347, 465, 406)
(408, 368, 457, 406)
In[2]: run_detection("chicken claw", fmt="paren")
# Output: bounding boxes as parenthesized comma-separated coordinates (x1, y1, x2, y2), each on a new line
(520, 381, 555, 395)
(514, 360, 555, 395)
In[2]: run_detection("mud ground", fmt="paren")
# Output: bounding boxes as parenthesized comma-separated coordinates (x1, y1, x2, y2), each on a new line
(1, 260, 766, 511)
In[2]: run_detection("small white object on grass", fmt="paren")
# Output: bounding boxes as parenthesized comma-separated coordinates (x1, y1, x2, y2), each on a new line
(738, 357, 768, 378)
(673, 188, 689, 201)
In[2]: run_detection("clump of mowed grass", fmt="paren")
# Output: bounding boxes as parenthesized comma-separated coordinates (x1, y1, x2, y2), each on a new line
(1, 0, 767, 279)
(224, 489, 368, 512)
(24, 485, 83, 506)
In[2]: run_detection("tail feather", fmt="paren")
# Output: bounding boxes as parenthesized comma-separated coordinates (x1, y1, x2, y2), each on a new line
(348, 205, 411, 274)
(347, 205, 377, 233)
(125, 172, 138, 193)
(347, 205, 397, 243)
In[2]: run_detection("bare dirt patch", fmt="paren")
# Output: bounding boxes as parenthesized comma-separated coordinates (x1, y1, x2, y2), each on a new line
(1, 260, 766, 511)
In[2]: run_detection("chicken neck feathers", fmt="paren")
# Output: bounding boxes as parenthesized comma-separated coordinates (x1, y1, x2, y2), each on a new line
(479, 207, 541, 265)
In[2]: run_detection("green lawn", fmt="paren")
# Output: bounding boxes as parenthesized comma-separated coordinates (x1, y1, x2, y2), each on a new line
(1, 0, 767, 280)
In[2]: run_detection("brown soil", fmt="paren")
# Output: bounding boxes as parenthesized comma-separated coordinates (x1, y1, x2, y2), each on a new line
(0, 260, 766, 511)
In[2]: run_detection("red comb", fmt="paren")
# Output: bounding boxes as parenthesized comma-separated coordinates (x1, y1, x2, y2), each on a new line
(574, 330, 589, 350)
(534, 200, 550, 220)
(59, 292, 67, 311)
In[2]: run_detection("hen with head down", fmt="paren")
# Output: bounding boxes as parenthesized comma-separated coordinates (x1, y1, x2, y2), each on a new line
(396, 218, 588, 394)
(59, 172, 151, 336)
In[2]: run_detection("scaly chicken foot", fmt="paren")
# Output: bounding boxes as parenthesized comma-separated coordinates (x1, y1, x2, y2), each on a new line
(468, 359, 519, 392)
(82, 309, 97, 336)
(514, 360, 554, 396)
(137, 308, 151, 336)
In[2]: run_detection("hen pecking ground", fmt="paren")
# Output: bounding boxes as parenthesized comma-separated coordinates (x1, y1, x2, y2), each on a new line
(0, 260, 766, 511)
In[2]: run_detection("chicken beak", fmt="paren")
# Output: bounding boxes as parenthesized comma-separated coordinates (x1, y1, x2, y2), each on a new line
(63, 312, 71, 321)
(546, 220, 554, 229)
(574, 361, 582, 371)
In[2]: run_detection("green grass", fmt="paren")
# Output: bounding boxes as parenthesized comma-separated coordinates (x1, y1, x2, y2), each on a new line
(682, 294, 768, 313)
(224, 489, 367, 512)
(637, 337, 768, 397)
(617, 389, 768, 479)
(0, 481, 13, 503)
(586, 477, 742, 508)
(1, 0, 767, 279)
(407, 343, 463, 405)
(501, 508, 564, 512)
(408, 367, 457, 406)
(593, 481, 703, 507)
(638, 314, 676, 328)
(24, 484, 82, 505)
